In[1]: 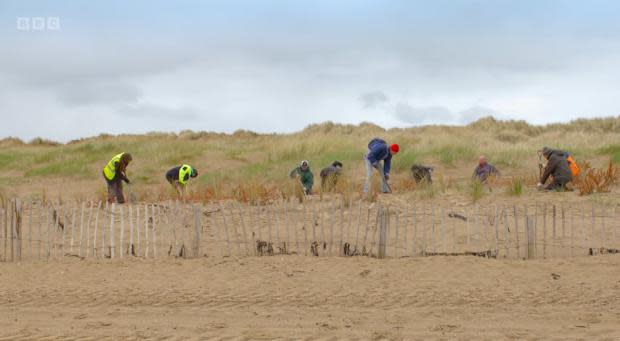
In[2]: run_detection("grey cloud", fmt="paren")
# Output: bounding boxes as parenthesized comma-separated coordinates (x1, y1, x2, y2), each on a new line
(56, 81, 141, 106)
(359, 91, 389, 109)
(395, 103, 455, 124)
(117, 103, 201, 120)
(394, 103, 502, 125)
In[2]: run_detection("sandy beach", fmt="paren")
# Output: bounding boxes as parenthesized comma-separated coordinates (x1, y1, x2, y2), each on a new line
(1, 255, 619, 340)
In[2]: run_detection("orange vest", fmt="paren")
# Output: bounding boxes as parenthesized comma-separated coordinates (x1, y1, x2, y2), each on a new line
(566, 155, 580, 177)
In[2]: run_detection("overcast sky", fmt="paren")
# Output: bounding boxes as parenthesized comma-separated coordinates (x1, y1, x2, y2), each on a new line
(1, 0, 620, 141)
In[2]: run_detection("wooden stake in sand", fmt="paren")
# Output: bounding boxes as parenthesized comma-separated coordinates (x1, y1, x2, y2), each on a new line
(69, 204, 76, 255)
(54, 203, 62, 258)
(237, 203, 250, 256)
(514, 206, 519, 258)
(503, 209, 510, 258)
(144, 203, 149, 258)
(1, 205, 5, 262)
(362, 205, 372, 254)
(274, 201, 281, 253)
(561, 205, 566, 239)
(601, 206, 606, 249)
(591, 205, 596, 252)
(46, 205, 52, 259)
(152, 204, 157, 258)
(578, 206, 585, 257)
(119, 205, 125, 258)
(354, 200, 362, 253)
(285, 200, 291, 255)
(431, 204, 436, 254)
(412, 205, 418, 257)
(92, 201, 101, 257)
(136, 204, 141, 256)
(440, 207, 445, 254)
(28, 201, 33, 259)
(378, 207, 387, 259)
(526, 216, 535, 259)
(109, 203, 115, 259)
(542, 204, 547, 258)
(422, 205, 429, 256)
(292, 201, 300, 255)
(319, 200, 325, 252)
(210, 204, 223, 257)
(8, 200, 14, 262)
(403, 205, 409, 256)
(38, 203, 44, 260)
(102, 202, 108, 258)
(302, 202, 308, 256)
(493, 205, 499, 256)
(129, 205, 134, 256)
(193, 204, 201, 257)
(311, 200, 318, 251)
(329, 200, 335, 256)
(552, 205, 557, 239)
(339, 199, 344, 256)
(220, 203, 234, 257)
(394, 209, 400, 258)
(85, 202, 94, 258)
(79, 201, 85, 257)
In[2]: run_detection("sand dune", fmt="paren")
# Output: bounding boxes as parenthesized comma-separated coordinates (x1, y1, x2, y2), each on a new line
(1, 255, 619, 340)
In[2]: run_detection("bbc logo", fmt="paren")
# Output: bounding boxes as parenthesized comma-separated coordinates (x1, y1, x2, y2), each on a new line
(17, 17, 61, 31)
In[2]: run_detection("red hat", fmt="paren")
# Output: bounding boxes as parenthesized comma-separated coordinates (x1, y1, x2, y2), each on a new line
(390, 144, 399, 153)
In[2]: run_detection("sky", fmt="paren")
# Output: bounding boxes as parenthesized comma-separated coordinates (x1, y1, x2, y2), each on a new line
(1, 0, 620, 142)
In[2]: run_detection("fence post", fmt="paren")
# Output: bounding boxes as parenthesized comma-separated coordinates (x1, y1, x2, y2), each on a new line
(431, 204, 436, 254)
(514, 206, 519, 258)
(119, 205, 125, 259)
(339, 199, 344, 256)
(591, 205, 596, 254)
(219, 203, 232, 257)
(412, 205, 418, 256)
(79, 202, 85, 257)
(302, 202, 308, 256)
(354, 200, 362, 253)
(9, 199, 14, 262)
(601, 206, 606, 250)
(92, 202, 101, 257)
(526, 216, 535, 259)
(494, 205, 499, 256)
(109, 203, 115, 259)
(69, 204, 76, 255)
(378, 207, 388, 259)
(503, 209, 510, 258)
(542, 204, 547, 258)
(152, 204, 157, 258)
(293, 201, 300, 255)
(580, 206, 586, 256)
(194, 204, 201, 257)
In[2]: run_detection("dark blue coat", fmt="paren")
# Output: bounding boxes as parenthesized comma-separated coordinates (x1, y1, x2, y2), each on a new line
(366, 138, 392, 174)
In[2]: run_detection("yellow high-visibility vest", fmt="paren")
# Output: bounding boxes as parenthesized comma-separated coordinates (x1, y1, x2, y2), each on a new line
(179, 164, 192, 185)
(103, 153, 124, 181)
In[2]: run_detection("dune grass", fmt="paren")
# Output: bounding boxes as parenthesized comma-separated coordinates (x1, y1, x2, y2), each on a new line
(1, 116, 619, 202)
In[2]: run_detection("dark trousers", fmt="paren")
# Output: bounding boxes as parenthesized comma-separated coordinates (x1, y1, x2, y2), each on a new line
(104, 174, 125, 203)
(545, 177, 569, 191)
(166, 175, 184, 194)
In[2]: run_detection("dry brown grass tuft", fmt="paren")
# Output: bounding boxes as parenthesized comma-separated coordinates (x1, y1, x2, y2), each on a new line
(578, 161, 619, 196)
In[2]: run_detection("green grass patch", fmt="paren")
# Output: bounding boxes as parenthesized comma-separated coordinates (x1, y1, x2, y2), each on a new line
(391, 150, 418, 172)
(434, 145, 475, 167)
(506, 177, 524, 196)
(468, 180, 485, 202)
(598, 145, 620, 164)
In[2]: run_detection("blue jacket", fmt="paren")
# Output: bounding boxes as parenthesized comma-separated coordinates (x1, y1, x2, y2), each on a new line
(366, 138, 392, 174)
